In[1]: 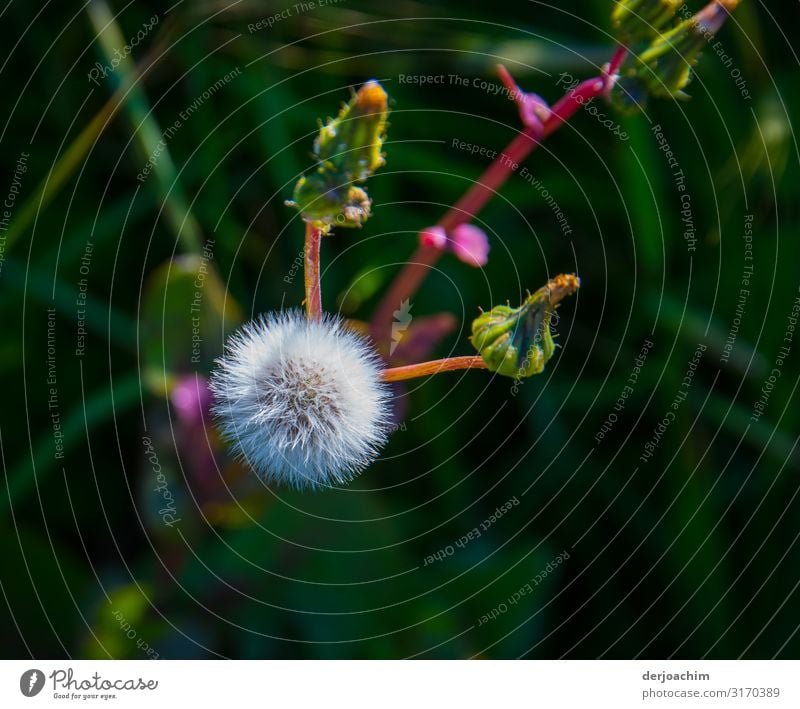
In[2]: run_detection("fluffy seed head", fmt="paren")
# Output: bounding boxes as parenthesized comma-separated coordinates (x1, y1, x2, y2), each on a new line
(210, 311, 390, 489)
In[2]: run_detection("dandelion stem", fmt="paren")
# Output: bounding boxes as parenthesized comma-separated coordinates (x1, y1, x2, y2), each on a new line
(370, 53, 621, 346)
(304, 222, 324, 320)
(381, 356, 488, 382)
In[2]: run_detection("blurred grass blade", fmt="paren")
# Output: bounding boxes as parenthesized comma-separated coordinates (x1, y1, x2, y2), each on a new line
(85, 0, 203, 254)
(2, 89, 121, 255)
(2, 9, 177, 255)
(3, 258, 135, 350)
(1, 373, 140, 518)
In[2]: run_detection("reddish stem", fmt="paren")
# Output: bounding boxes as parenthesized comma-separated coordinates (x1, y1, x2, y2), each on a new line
(370, 67, 614, 346)
(440, 74, 607, 230)
(369, 243, 441, 345)
(540, 76, 607, 139)
(439, 124, 542, 232)
(442, 69, 619, 229)
(304, 222, 323, 320)
(607, 45, 628, 78)
(381, 356, 488, 382)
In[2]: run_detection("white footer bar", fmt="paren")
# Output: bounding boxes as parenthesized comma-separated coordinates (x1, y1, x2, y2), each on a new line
(1, 660, 797, 708)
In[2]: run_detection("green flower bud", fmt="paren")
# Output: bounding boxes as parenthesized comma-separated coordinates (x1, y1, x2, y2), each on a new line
(316, 80, 388, 183)
(291, 175, 371, 228)
(608, 74, 651, 114)
(337, 185, 372, 228)
(612, 0, 681, 45)
(288, 81, 389, 228)
(471, 274, 580, 378)
(637, 0, 739, 98)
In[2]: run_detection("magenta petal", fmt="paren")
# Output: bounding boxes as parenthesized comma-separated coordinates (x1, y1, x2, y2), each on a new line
(419, 225, 447, 250)
(450, 223, 490, 267)
(171, 375, 212, 425)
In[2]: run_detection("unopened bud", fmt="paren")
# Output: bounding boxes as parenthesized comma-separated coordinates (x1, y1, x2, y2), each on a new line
(288, 80, 389, 227)
(471, 274, 580, 378)
(612, 0, 681, 45)
(317, 80, 388, 183)
(637, 0, 739, 97)
(291, 176, 372, 227)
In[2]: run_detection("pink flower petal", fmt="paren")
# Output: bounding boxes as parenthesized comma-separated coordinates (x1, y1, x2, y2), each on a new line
(419, 225, 447, 250)
(171, 375, 212, 425)
(450, 223, 490, 267)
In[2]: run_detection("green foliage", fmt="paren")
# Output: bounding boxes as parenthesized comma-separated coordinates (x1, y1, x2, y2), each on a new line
(141, 254, 242, 395)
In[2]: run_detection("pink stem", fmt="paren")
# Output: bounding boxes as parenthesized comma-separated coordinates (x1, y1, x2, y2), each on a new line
(304, 222, 323, 320)
(441, 73, 609, 230)
(607, 45, 628, 78)
(369, 243, 440, 348)
(439, 124, 542, 232)
(370, 52, 622, 347)
(540, 76, 607, 138)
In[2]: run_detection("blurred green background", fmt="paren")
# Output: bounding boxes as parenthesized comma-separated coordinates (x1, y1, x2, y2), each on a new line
(1, 0, 798, 659)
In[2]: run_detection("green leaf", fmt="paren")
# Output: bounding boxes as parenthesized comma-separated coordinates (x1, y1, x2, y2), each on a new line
(140, 255, 242, 395)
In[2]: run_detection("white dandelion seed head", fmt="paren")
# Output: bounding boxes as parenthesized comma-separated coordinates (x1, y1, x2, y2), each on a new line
(210, 310, 391, 489)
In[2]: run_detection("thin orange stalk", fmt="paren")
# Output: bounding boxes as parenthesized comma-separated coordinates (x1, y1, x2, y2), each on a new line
(381, 356, 488, 382)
